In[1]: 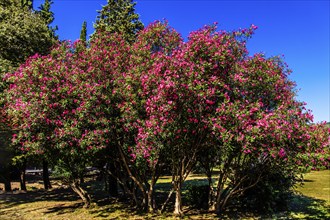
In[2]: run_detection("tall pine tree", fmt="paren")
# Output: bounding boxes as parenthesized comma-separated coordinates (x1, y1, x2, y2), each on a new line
(80, 21, 87, 45)
(93, 0, 144, 43)
(37, 0, 58, 39)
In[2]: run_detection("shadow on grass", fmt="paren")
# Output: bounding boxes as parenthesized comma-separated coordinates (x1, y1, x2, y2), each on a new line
(286, 193, 330, 219)
(43, 202, 82, 215)
(0, 186, 79, 209)
(1, 178, 329, 219)
(152, 178, 330, 219)
(214, 193, 330, 220)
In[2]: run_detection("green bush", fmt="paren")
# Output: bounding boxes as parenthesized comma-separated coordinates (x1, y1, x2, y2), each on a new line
(236, 168, 297, 213)
(186, 184, 209, 210)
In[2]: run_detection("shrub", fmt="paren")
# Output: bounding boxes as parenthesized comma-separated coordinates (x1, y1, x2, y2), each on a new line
(236, 167, 298, 213)
(186, 184, 209, 210)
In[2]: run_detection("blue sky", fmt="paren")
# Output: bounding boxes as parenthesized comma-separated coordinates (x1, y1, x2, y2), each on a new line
(34, 0, 329, 123)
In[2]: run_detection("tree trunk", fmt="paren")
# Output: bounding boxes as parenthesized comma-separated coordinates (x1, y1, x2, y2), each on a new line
(42, 159, 52, 190)
(19, 158, 27, 191)
(214, 178, 225, 212)
(117, 145, 147, 208)
(147, 186, 155, 212)
(71, 181, 91, 208)
(207, 173, 213, 209)
(147, 167, 157, 212)
(131, 184, 139, 206)
(20, 170, 26, 191)
(219, 190, 231, 212)
(3, 167, 11, 192)
(160, 188, 174, 213)
(215, 175, 250, 213)
(107, 162, 118, 197)
(173, 182, 183, 216)
(20, 171, 26, 191)
(4, 179, 11, 192)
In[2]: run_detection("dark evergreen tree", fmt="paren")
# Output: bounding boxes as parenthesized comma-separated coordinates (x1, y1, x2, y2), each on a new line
(94, 0, 144, 43)
(21, 0, 33, 10)
(80, 21, 87, 45)
(91, 0, 144, 202)
(37, 0, 58, 39)
(38, 0, 54, 24)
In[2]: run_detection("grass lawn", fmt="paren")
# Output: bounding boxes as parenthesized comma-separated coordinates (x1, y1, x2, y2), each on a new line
(288, 170, 330, 219)
(296, 170, 330, 203)
(0, 170, 329, 219)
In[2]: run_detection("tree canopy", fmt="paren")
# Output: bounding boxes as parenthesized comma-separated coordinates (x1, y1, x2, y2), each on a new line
(0, 0, 56, 76)
(93, 0, 144, 43)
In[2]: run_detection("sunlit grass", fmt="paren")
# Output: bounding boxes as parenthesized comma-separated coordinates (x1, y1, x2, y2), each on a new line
(296, 170, 330, 204)
(287, 170, 330, 219)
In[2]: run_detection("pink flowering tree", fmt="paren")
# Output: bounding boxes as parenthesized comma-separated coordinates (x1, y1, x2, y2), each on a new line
(5, 43, 94, 207)
(4, 34, 130, 207)
(119, 21, 185, 212)
(181, 27, 325, 212)
(296, 123, 330, 171)
(180, 27, 329, 212)
(4, 20, 329, 215)
(125, 22, 255, 214)
(124, 22, 329, 214)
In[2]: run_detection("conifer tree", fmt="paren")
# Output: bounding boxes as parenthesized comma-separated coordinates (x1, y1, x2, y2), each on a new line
(80, 21, 87, 45)
(37, 0, 58, 39)
(94, 0, 144, 43)
(21, 0, 33, 10)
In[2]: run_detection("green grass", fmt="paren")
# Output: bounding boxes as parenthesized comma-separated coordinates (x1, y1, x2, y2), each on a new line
(296, 170, 330, 203)
(0, 170, 329, 219)
(287, 170, 330, 219)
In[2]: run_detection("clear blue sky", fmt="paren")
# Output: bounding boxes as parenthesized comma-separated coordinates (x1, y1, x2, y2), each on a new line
(34, 0, 329, 123)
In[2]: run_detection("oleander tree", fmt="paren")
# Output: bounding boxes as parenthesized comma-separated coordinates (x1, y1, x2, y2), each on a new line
(0, 0, 58, 192)
(4, 34, 130, 207)
(296, 123, 330, 170)
(123, 22, 329, 214)
(4, 21, 329, 214)
(120, 21, 184, 212)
